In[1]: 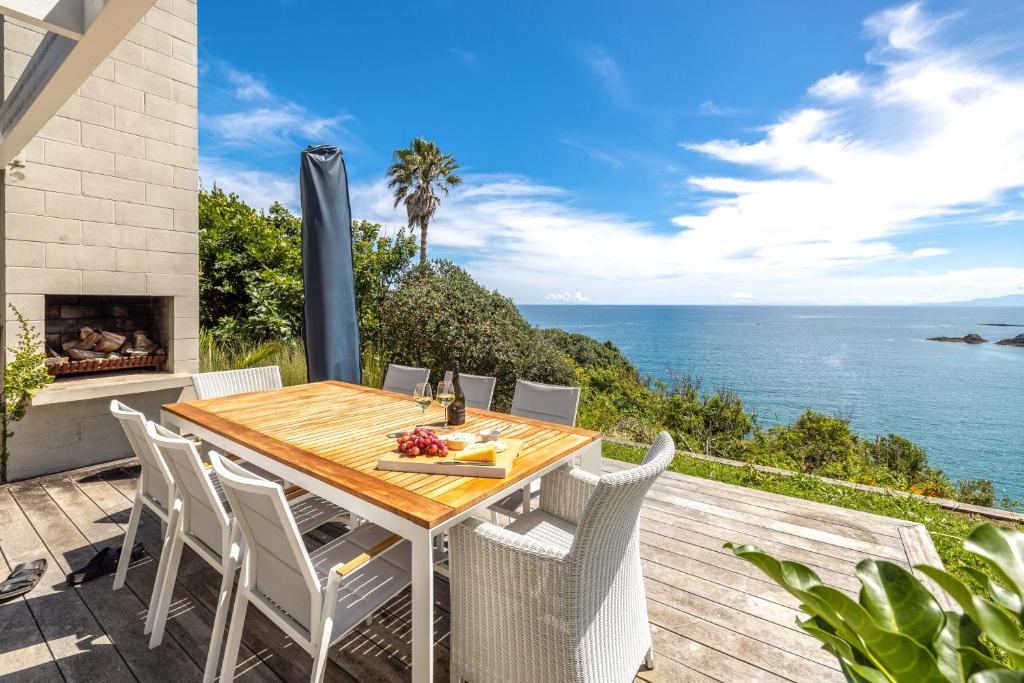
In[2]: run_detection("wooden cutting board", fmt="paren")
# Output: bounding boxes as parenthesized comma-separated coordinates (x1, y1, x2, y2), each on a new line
(377, 439, 523, 478)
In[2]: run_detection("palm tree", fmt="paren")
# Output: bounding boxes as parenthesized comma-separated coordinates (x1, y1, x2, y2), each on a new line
(387, 137, 462, 265)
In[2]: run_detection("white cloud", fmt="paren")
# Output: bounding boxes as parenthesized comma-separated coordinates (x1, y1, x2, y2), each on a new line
(699, 100, 739, 116)
(203, 65, 355, 151)
(545, 292, 591, 303)
(672, 2, 1024, 289)
(808, 72, 863, 99)
(908, 247, 950, 259)
(200, 157, 298, 213)
(450, 47, 478, 66)
(204, 105, 350, 148)
(224, 67, 271, 101)
(578, 45, 629, 104)
(724, 292, 754, 302)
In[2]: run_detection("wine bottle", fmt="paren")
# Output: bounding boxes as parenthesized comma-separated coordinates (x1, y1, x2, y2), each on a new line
(447, 359, 466, 426)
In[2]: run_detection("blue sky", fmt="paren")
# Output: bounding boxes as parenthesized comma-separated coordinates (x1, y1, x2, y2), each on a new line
(199, 1, 1024, 305)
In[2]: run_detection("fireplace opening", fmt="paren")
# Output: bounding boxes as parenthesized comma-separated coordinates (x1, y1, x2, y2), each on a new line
(44, 295, 172, 378)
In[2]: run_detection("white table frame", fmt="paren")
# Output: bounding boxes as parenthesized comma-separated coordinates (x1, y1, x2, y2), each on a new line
(161, 408, 602, 683)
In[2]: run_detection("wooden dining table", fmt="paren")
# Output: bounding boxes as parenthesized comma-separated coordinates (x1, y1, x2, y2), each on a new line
(161, 380, 602, 683)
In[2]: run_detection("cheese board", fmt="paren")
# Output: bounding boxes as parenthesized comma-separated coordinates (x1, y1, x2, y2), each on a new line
(377, 439, 523, 478)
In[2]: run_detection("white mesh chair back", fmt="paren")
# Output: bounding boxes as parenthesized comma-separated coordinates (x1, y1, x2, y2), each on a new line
(570, 431, 673, 574)
(510, 380, 581, 426)
(381, 364, 430, 395)
(209, 452, 321, 635)
(146, 422, 230, 560)
(110, 400, 170, 512)
(443, 370, 497, 411)
(191, 366, 283, 400)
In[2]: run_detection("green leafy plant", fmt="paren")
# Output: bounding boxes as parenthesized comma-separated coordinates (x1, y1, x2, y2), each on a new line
(1, 305, 53, 483)
(727, 523, 1024, 682)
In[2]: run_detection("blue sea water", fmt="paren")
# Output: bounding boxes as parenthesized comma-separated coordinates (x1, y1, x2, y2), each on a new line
(519, 305, 1024, 500)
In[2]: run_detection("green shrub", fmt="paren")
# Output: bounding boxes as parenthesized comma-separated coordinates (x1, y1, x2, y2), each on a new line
(2, 305, 53, 483)
(728, 523, 1024, 681)
(377, 261, 575, 409)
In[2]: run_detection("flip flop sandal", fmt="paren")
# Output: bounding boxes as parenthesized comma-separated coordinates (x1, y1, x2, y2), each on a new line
(66, 542, 145, 586)
(0, 559, 47, 602)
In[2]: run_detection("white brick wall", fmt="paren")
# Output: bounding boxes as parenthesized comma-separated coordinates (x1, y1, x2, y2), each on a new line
(2, 1, 200, 481)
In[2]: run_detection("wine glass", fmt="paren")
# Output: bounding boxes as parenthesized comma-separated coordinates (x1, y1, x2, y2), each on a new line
(436, 380, 455, 433)
(413, 382, 432, 427)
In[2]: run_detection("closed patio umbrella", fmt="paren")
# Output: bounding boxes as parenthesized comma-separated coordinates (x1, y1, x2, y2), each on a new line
(299, 145, 361, 384)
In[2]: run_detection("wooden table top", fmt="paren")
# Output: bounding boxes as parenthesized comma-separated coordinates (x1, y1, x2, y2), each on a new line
(163, 381, 600, 528)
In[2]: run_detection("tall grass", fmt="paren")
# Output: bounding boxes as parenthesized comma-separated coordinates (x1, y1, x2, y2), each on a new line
(199, 329, 381, 388)
(199, 329, 307, 385)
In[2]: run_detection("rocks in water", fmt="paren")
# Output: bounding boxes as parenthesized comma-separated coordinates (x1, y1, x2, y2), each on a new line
(982, 323, 1024, 327)
(996, 333, 1024, 347)
(928, 333, 987, 343)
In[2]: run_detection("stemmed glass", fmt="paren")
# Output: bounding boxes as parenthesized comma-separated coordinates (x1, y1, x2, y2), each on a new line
(436, 380, 455, 433)
(412, 382, 432, 427)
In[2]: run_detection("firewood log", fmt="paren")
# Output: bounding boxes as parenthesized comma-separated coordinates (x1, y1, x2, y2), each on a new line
(67, 348, 107, 360)
(94, 330, 126, 353)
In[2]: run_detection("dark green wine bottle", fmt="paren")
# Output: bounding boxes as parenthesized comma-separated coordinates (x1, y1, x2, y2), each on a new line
(448, 359, 466, 426)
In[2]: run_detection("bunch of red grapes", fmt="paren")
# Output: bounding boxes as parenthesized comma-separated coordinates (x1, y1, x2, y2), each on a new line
(395, 427, 449, 457)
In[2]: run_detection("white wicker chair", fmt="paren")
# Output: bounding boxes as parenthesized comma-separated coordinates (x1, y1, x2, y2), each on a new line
(489, 380, 582, 521)
(110, 400, 173, 591)
(210, 452, 413, 683)
(381, 363, 430, 395)
(190, 366, 282, 399)
(145, 424, 345, 682)
(443, 370, 497, 411)
(450, 432, 675, 683)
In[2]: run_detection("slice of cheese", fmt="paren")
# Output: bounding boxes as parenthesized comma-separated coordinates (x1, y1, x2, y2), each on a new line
(454, 443, 498, 463)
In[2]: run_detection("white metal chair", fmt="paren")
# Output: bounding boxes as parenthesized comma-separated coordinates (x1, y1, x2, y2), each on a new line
(381, 363, 430, 395)
(443, 370, 497, 411)
(450, 432, 674, 683)
(145, 423, 346, 682)
(489, 380, 583, 521)
(110, 400, 173, 591)
(190, 366, 283, 400)
(210, 452, 413, 683)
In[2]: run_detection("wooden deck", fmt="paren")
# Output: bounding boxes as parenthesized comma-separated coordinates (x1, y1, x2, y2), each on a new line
(0, 456, 948, 682)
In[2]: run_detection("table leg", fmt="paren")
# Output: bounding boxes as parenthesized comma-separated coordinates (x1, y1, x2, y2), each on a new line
(411, 531, 435, 683)
(579, 439, 602, 475)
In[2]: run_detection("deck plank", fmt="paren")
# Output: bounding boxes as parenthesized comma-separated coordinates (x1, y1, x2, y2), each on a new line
(0, 488, 135, 682)
(0, 456, 950, 683)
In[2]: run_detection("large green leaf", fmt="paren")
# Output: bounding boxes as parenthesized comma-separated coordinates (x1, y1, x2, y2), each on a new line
(934, 611, 987, 682)
(965, 526, 1024, 607)
(729, 544, 872, 654)
(917, 566, 1024, 667)
(969, 670, 1024, 683)
(963, 566, 1024, 618)
(810, 585, 947, 682)
(856, 559, 944, 648)
(841, 659, 894, 683)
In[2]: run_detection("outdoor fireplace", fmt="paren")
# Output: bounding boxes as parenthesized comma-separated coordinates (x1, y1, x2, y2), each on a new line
(44, 295, 173, 378)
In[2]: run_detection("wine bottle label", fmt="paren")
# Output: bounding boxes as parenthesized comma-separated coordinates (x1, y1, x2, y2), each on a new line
(448, 403, 466, 425)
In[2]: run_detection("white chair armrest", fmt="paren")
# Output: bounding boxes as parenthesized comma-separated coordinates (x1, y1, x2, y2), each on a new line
(450, 518, 569, 562)
(539, 464, 599, 524)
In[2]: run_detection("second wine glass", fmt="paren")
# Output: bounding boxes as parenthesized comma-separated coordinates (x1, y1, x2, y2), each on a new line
(436, 380, 455, 433)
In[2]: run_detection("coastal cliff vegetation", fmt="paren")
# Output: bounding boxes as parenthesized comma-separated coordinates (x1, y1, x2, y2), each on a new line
(198, 187, 1009, 511)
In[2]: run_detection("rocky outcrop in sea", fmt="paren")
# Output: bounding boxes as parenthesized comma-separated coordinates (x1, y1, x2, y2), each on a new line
(928, 333, 987, 343)
(996, 333, 1024, 347)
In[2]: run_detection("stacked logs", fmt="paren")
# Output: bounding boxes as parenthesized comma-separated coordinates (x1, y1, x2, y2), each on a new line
(45, 327, 166, 374)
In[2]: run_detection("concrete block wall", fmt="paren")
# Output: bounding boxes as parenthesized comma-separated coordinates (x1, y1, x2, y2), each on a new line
(0, 1, 199, 481)
(2, 0, 199, 374)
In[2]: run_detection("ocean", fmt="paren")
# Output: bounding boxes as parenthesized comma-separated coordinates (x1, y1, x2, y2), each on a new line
(519, 305, 1024, 500)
